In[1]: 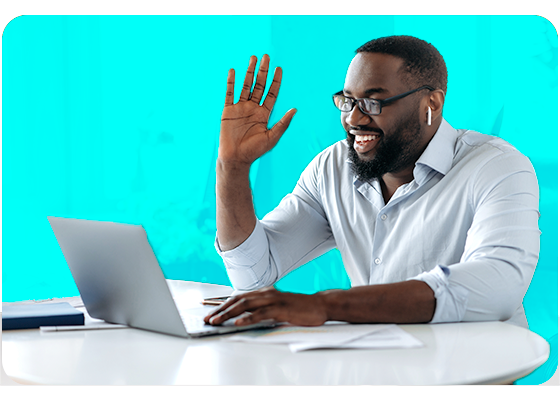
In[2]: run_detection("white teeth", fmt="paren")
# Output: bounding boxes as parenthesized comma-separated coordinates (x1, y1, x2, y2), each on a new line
(355, 134, 377, 142)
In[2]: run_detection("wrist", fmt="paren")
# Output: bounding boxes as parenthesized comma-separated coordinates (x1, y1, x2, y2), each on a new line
(216, 158, 252, 175)
(314, 289, 342, 322)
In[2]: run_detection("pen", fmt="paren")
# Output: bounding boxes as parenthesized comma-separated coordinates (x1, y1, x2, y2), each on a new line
(40, 323, 127, 332)
(201, 296, 230, 306)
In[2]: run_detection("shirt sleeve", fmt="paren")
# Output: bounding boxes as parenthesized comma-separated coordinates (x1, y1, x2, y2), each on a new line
(409, 265, 470, 322)
(215, 152, 337, 291)
(214, 220, 270, 290)
(410, 151, 540, 324)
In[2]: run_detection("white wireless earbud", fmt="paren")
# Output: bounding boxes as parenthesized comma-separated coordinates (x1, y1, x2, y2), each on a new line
(427, 107, 432, 126)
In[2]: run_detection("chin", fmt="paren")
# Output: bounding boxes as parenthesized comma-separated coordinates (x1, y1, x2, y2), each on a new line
(356, 152, 376, 163)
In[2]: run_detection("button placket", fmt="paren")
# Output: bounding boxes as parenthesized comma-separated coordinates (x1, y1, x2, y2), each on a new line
(371, 206, 389, 278)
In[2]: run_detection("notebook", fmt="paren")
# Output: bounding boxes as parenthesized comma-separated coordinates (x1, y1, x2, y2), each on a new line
(47, 216, 275, 338)
(2, 302, 84, 330)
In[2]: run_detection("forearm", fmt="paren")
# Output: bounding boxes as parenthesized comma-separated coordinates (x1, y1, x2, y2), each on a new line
(317, 280, 436, 324)
(216, 158, 257, 251)
(207, 279, 436, 327)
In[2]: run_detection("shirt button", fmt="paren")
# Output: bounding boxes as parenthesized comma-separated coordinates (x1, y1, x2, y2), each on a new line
(380, 214, 387, 221)
(374, 258, 382, 265)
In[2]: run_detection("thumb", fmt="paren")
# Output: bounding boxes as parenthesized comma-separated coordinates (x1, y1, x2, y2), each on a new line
(268, 108, 297, 145)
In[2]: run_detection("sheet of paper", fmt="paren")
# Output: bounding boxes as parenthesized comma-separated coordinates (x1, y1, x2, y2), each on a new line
(225, 322, 391, 345)
(288, 325, 423, 352)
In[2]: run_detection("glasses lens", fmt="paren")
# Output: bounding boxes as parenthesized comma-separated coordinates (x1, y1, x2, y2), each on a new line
(333, 95, 353, 112)
(359, 99, 380, 115)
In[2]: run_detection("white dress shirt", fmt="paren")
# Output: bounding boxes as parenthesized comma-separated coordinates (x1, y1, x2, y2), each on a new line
(216, 119, 540, 327)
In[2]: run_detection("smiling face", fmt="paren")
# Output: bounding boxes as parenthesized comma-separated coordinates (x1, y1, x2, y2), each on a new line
(342, 52, 431, 182)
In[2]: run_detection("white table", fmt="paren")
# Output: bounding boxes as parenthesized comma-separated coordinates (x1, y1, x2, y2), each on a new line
(1, 280, 550, 385)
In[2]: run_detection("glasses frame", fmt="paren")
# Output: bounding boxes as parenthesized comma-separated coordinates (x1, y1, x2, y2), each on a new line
(332, 85, 435, 116)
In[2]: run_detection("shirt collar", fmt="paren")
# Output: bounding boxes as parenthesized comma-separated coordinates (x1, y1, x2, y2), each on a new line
(413, 118, 457, 181)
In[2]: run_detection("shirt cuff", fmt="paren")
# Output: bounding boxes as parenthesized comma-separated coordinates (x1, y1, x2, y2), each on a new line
(408, 265, 469, 323)
(214, 220, 272, 290)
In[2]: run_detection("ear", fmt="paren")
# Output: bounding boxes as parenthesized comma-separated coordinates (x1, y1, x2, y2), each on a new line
(427, 89, 445, 119)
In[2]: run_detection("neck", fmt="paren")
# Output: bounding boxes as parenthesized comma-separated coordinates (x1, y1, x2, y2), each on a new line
(379, 120, 440, 203)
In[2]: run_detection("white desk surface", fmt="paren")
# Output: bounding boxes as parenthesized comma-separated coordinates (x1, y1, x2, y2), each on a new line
(1, 280, 550, 385)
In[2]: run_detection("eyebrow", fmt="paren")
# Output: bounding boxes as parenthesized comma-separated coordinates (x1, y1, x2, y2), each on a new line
(343, 87, 388, 96)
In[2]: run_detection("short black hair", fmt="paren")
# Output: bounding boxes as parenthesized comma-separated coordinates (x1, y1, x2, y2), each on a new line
(356, 35, 448, 94)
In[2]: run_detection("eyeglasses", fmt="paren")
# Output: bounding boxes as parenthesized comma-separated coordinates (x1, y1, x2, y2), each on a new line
(332, 85, 434, 116)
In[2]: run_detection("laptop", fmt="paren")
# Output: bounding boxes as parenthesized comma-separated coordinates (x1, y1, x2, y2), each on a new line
(47, 216, 276, 338)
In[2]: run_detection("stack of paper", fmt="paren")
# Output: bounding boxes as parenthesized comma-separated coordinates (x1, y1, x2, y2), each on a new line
(225, 322, 423, 352)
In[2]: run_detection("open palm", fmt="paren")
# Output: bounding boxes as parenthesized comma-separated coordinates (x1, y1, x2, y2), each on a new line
(219, 55, 297, 165)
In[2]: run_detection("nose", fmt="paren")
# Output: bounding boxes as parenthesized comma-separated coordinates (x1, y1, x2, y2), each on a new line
(344, 103, 371, 127)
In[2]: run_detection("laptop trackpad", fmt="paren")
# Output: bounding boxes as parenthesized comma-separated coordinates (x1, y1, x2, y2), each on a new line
(178, 305, 247, 327)
(178, 305, 275, 335)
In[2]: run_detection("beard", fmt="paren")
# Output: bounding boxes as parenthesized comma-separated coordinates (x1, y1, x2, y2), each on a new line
(346, 108, 424, 182)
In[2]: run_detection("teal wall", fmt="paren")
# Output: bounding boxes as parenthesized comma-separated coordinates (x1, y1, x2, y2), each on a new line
(2, 16, 557, 384)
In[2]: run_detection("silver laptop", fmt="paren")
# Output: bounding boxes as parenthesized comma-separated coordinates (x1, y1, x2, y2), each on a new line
(47, 216, 275, 338)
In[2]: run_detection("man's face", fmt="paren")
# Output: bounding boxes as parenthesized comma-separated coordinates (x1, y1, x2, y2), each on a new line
(342, 52, 428, 181)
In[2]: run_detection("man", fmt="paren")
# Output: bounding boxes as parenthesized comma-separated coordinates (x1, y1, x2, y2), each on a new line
(204, 36, 540, 328)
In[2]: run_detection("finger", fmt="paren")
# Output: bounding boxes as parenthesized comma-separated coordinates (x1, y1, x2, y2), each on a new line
(239, 56, 257, 102)
(234, 306, 278, 326)
(268, 108, 297, 145)
(203, 296, 240, 322)
(203, 287, 276, 323)
(261, 67, 282, 112)
(224, 68, 235, 106)
(250, 54, 270, 104)
(207, 296, 273, 325)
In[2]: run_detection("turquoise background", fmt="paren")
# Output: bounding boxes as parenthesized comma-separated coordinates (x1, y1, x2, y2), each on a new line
(2, 16, 557, 384)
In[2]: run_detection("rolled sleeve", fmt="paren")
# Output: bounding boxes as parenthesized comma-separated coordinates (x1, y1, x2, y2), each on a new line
(215, 220, 276, 290)
(409, 265, 469, 323)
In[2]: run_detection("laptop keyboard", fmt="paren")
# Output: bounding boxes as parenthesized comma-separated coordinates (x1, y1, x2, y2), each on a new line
(178, 311, 208, 330)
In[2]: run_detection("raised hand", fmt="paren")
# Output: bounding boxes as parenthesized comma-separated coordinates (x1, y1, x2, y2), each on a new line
(219, 55, 297, 166)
